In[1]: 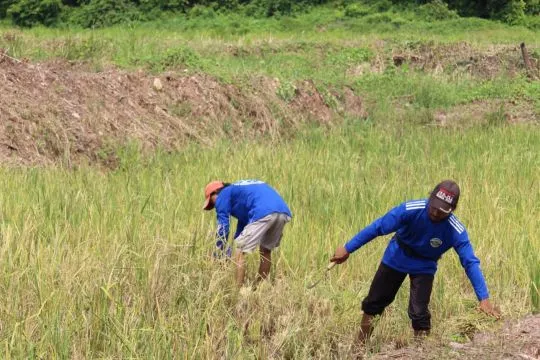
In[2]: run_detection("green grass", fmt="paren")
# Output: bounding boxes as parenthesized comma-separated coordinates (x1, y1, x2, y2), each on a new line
(355, 71, 540, 108)
(0, 122, 538, 358)
(1, 7, 538, 65)
(1, 8, 538, 113)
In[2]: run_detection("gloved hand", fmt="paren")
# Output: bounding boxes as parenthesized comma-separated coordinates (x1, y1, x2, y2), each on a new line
(330, 245, 350, 264)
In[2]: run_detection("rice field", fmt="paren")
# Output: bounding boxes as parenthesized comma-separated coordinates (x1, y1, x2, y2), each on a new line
(0, 122, 538, 358)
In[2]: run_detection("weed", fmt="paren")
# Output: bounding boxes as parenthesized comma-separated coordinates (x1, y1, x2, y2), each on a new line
(484, 103, 508, 127)
(276, 80, 297, 102)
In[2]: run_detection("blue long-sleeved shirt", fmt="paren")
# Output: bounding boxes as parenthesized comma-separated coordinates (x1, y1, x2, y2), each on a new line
(215, 180, 292, 243)
(344, 199, 489, 301)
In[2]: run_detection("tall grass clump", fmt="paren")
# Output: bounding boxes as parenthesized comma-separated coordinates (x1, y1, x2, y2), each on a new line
(0, 122, 537, 358)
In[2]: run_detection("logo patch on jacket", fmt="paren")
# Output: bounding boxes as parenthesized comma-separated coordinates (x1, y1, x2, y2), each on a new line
(430, 238, 443, 248)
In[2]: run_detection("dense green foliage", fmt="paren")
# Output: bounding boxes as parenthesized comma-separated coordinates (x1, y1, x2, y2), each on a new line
(6, 0, 62, 27)
(0, 0, 538, 27)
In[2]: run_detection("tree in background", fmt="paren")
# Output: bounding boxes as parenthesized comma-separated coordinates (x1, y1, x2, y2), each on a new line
(444, 0, 528, 22)
(7, 0, 62, 26)
(526, 0, 540, 13)
(67, 0, 144, 28)
(1, 0, 19, 18)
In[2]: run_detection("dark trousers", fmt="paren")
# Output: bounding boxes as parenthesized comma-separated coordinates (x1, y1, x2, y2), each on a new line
(361, 263, 434, 331)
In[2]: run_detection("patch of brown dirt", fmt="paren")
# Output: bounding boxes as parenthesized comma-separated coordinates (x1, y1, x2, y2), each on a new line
(433, 100, 539, 127)
(0, 53, 366, 167)
(369, 314, 540, 360)
(389, 42, 539, 79)
(289, 80, 332, 124)
(342, 87, 368, 119)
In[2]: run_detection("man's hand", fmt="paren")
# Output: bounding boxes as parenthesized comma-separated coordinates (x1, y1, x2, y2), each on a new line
(330, 245, 350, 264)
(213, 239, 232, 259)
(478, 299, 501, 319)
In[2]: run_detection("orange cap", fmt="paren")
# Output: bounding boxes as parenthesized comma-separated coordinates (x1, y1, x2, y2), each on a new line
(203, 181, 224, 210)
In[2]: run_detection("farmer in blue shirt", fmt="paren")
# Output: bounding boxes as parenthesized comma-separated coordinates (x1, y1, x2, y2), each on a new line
(331, 180, 500, 347)
(203, 180, 292, 287)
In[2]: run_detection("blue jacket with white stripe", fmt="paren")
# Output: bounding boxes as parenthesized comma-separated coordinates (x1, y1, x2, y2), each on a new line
(344, 199, 489, 300)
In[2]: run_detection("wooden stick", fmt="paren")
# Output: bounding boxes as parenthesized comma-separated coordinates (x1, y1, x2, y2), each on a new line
(520, 42, 538, 80)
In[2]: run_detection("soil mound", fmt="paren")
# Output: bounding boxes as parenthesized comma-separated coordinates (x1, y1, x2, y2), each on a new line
(0, 53, 364, 167)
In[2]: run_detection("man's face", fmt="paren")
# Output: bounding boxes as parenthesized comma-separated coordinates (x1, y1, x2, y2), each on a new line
(210, 192, 218, 208)
(428, 203, 452, 222)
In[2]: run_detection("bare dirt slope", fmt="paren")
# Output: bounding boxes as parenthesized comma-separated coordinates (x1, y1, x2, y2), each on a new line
(0, 52, 366, 167)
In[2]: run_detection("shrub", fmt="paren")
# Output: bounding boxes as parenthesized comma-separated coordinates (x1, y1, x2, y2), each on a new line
(149, 46, 202, 72)
(325, 47, 373, 67)
(417, 0, 459, 21)
(257, 0, 297, 17)
(501, 0, 526, 24)
(138, 0, 190, 12)
(243, 0, 327, 17)
(0, 0, 17, 18)
(188, 5, 216, 18)
(525, 14, 540, 29)
(277, 80, 297, 102)
(59, 36, 110, 60)
(344, 3, 371, 17)
(391, 16, 408, 28)
(525, 0, 540, 14)
(445, 0, 531, 21)
(372, 0, 392, 12)
(69, 0, 144, 28)
(7, 0, 62, 27)
(364, 12, 393, 24)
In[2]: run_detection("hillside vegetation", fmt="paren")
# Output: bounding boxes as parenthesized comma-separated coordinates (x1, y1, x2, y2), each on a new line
(1, 0, 539, 28)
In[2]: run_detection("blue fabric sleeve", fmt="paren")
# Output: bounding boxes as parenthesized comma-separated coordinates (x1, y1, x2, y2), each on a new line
(234, 220, 247, 239)
(453, 233, 489, 301)
(216, 209, 230, 244)
(344, 204, 406, 253)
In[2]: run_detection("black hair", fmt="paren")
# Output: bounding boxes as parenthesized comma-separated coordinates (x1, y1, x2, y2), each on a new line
(215, 183, 231, 195)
